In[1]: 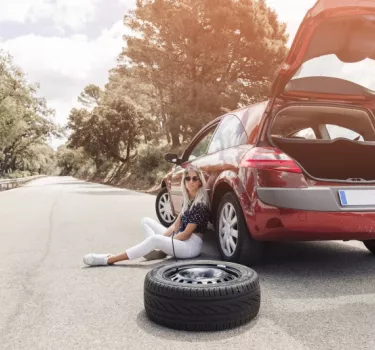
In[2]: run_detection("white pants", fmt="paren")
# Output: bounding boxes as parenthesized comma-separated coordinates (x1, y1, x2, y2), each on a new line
(125, 217, 203, 260)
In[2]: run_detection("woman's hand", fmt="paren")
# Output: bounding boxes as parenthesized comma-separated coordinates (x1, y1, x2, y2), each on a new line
(173, 223, 198, 241)
(163, 214, 181, 237)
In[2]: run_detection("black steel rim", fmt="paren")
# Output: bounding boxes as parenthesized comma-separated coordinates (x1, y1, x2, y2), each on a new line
(163, 263, 241, 285)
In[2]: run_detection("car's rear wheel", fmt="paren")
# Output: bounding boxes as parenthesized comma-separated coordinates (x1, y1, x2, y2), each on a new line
(216, 192, 263, 266)
(155, 187, 176, 227)
(363, 240, 375, 255)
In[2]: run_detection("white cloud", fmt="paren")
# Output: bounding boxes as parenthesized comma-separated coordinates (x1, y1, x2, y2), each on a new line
(2, 20, 124, 89)
(118, 0, 136, 9)
(0, 0, 319, 150)
(266, 0, 316, 44)
(0, 0, 103, 31)
(0, 20, 126, 147)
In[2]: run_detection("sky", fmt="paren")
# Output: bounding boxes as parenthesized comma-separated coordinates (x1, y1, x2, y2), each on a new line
(0, 0, 317, 149)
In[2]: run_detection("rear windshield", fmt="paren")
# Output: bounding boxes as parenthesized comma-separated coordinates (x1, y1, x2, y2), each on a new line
(270, 106, 375, 142)
(292, 55, 375, 91)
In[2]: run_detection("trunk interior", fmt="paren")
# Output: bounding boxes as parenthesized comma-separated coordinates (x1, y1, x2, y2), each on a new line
(269, 104, 375, 181)
(273, 137, 375, 181)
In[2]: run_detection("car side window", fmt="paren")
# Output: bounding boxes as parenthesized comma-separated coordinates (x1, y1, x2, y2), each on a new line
(326, 124, 364, 141)
(207, 115, 248, 154)
(292, 128, 316, 139)
(188, 128, 216, 161)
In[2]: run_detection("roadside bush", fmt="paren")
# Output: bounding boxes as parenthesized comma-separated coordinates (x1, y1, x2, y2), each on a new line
(74, 160, 97, 179)
(136, 145, 171, 174)
(7, 170, 32, 179)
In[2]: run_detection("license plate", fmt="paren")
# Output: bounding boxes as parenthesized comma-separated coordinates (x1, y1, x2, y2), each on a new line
(338, 190, 375, 206)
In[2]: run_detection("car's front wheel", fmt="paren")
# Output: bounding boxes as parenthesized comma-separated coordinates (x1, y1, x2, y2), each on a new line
(216, 192, 263, 266)
(155, 187, 176, 227)
(363, 240, 375, 255)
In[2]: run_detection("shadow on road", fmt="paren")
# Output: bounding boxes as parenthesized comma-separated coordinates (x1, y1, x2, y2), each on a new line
(256, 241, 375, 298)
(136, 309, 259, 341)
(193, 231, 375, 297)
(40, 182, 105, 187)
(82, 259, 166, 269)
(133, 237, 375, 343)
(203, 232, 375, 296)
(74, 190, 142, 196)
(80, 229, 375, 344)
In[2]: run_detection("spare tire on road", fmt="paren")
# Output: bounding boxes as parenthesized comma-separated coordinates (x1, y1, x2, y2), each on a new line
(144, 260, 261, 331)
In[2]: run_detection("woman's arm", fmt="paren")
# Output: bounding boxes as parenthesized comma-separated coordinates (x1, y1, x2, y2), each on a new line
(173, 223, 198, 241)
(163, 214, 182, 237)
(174, 203, 207, 241)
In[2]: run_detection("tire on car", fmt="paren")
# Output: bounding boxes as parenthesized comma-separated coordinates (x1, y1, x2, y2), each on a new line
(155, 187, 176, 227)
(216, 192, 264, 266)
(363, 240, 375, 254)
(144, 260, 261, 331)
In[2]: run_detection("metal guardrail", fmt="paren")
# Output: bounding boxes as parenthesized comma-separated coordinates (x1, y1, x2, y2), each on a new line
(0, 175, 44, 191)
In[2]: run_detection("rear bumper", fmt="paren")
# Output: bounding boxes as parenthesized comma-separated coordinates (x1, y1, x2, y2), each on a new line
(245, 188, 375, 241)
(257, 187, 375, 212)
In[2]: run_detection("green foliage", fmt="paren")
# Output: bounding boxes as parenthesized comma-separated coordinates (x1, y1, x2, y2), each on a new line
(0, 51, 61, 177)
(136, 145, 169, 173)
(68, 87, 146, 166)
(78, 84, 102, 108)
(61, 0, 288, 189)
(56, 146, 87, 176)
(120, 0, 288, 145)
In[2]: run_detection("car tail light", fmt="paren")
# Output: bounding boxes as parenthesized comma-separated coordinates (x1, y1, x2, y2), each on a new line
(240, 147, 302, 173)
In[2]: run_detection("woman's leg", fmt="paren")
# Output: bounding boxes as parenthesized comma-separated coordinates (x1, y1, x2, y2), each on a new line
(108, 235, 202, 264)
(85, 235, 203, 266)
(141, 217, 168, 238)
(127, 235, 191, 260)
(83, 219, 196, 266)
(141, 217, 170, 259)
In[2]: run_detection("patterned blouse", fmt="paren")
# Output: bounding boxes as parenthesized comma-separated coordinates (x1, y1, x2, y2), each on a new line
(179, 202, 210, 234)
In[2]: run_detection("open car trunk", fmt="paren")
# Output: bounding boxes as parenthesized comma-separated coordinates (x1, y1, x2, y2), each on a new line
(271, 1, 375, 99)
(273, 137, 375, 181)
(269, 104, 375, 182)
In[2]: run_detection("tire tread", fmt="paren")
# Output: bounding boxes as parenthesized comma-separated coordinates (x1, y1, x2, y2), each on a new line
(144, 261, 261, 331)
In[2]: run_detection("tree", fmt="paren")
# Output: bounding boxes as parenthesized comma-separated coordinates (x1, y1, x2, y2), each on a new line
(68, 90, 145, 166)
(56, 146, 87, 176)
(106, 67, 163, 143)
(120, 0, 288, 146)
(78, 84, 103, 108)
(0, 51, 61, 176)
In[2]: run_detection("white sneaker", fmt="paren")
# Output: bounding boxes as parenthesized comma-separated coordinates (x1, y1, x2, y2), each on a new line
(83, 253, 112, 266)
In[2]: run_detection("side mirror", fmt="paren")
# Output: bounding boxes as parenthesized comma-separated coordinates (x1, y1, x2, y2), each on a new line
(164, 153, 182, 165)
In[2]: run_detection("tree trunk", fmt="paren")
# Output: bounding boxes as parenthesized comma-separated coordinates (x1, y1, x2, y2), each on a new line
(158, 87, 170, 143)
(170, 123, 180, 147)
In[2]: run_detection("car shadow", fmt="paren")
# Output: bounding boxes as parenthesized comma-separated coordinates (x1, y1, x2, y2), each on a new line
(136, 309, 259, 341)
(198, 234, 375, 299)
(255, 241, 375, 297)
(74, 190, 143, 196)
(182, 229, 375, 295)
(82, 259, 165, 270)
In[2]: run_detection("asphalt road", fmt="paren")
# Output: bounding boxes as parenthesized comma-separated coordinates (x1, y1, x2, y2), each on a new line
(1, 177, 375, 350)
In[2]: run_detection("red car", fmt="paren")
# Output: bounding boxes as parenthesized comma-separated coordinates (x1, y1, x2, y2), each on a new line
(155, 0, 375, 265)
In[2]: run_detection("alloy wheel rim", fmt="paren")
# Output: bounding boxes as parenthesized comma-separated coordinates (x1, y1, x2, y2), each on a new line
(219, 203, 239, 257)
(164, 264, 240, 285)
(159, 192, 175, 223)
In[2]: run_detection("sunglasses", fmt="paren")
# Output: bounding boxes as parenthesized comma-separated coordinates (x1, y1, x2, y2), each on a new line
(185, 176, 200, 182)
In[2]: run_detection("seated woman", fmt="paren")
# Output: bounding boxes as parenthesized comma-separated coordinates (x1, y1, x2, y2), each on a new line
(83, 166, 210, 266)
